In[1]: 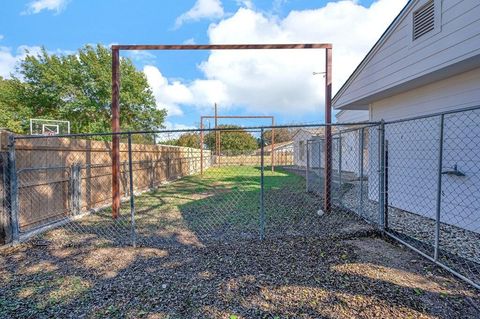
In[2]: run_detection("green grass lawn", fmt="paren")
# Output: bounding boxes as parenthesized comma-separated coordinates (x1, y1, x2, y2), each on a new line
(44, 165, 320, 245)
(131, 165, 320, 240)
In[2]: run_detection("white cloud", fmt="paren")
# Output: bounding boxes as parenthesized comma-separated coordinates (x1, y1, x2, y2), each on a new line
(0, 45, 43, 79)
(236, 0, 253, 9)
(0, 45, 75, 79)
(164, 122, 197, 130)
(23, 0, 70, 15)
(187, 0, 408, 116)
(175, 0, 224, 28)
(144, 64, 232, 118)
(0, 35, 4, 41)
(189, 79, 230, 109)
(127, 50, 156, 65)
(183, 38, 197, 45)
(144, 65, 192, 117)
(156, 122, 198, 142)
(0, 48, 18, 78)
(150, 0, 408, 122)
(273, 0, 288, 13)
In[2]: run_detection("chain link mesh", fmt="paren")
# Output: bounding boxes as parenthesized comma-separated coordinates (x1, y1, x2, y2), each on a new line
(1, 115, 479, 289)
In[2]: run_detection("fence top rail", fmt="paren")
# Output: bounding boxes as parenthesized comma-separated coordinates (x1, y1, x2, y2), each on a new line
(332, 125, 370, 136)
(14, 122, 381, 140)
(383, 104, 480, 125)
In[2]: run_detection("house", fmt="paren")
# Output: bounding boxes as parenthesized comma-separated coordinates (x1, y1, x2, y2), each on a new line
(335, 111, 369, 177)
(292, 128, 325, 168)
(254, 140, 294, 165)
(293, 127, 354, 173)
(255, 140, 294, 155)
(335, 110, 369, 124)
(333, 0, 480, 232)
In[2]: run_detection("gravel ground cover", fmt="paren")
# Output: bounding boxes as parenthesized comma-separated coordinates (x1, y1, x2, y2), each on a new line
(284, 167, 480, 287)
(1, 233, 480, 318)
(342, 180, 480, 261)
(340, 179, 480, 284)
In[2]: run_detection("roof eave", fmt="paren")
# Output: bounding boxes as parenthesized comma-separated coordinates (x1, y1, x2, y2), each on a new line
(332, 0, 414, 109)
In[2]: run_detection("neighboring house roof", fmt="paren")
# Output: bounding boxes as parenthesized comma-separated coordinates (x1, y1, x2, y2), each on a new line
(266, 140, 293, 151)
(291, 127, 326, 140)
(291, 127, 345, 140)
(332, 0, 480, 110)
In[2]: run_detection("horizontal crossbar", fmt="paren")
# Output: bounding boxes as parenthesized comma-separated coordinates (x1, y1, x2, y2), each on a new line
(112, 44, 332, 51)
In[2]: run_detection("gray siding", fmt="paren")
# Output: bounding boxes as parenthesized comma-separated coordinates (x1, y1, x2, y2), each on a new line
(336, 0, 480, 108)
(370, 67, 480, 121)
(335, 110, 369, 123)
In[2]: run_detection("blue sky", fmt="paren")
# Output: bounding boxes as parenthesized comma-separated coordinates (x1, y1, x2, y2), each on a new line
(0, 0, 407, 130)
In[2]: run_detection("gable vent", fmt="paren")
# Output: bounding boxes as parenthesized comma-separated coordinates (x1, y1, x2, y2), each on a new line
(413, 0, 435, 40)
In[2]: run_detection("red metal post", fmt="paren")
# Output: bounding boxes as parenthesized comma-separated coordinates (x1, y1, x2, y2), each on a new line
(323, 47, 333, 213)
(111, 48, 121, 219)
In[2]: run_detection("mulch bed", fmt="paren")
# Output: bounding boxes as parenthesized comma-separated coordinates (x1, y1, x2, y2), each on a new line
(1, 233, 479, 319)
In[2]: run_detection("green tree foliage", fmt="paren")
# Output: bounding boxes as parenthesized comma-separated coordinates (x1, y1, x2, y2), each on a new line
(0, 44, 166, 134)
(205, 125, 258, 155)
(176, 133, 200, 148)
(263, 127, 294, 145)
(0, 77, 31, 133)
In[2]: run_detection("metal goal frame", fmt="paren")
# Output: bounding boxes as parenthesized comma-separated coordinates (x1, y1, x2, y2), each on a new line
(110, 43, 333, 219)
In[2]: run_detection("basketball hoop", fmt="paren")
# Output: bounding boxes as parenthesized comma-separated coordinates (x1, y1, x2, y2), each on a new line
(30, 119, 70, 135)
(44, 130, 58, 136)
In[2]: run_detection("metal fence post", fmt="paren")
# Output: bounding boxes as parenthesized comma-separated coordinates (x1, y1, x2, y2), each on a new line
(317, 141, 322, 174)
(7, 135, 19, 242)
(259, 128, 266, 240)
(378, 121, 386, 230)
(338, 133, 343, 205)
(127, 133, 137, 248)
(121, 161, 128, 196)
(434, 114, 445, 260)
(358, 128, 365, 217)
(384, 140, 389, 230)
(318, 140, 322, 196)
(70, 163, 81, 215)
(306, 141, 310, 193)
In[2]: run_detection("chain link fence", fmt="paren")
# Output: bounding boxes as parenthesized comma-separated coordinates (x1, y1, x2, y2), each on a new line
(382, 107, 480, 289)
(0, 110, 479, 289)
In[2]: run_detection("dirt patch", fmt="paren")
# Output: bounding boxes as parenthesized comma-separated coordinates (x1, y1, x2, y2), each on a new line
(1, 233, 479, 319)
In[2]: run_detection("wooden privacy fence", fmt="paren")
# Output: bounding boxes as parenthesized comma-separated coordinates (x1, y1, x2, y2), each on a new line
(214, 152, 294, 166)
(0, 132, 211, 233)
